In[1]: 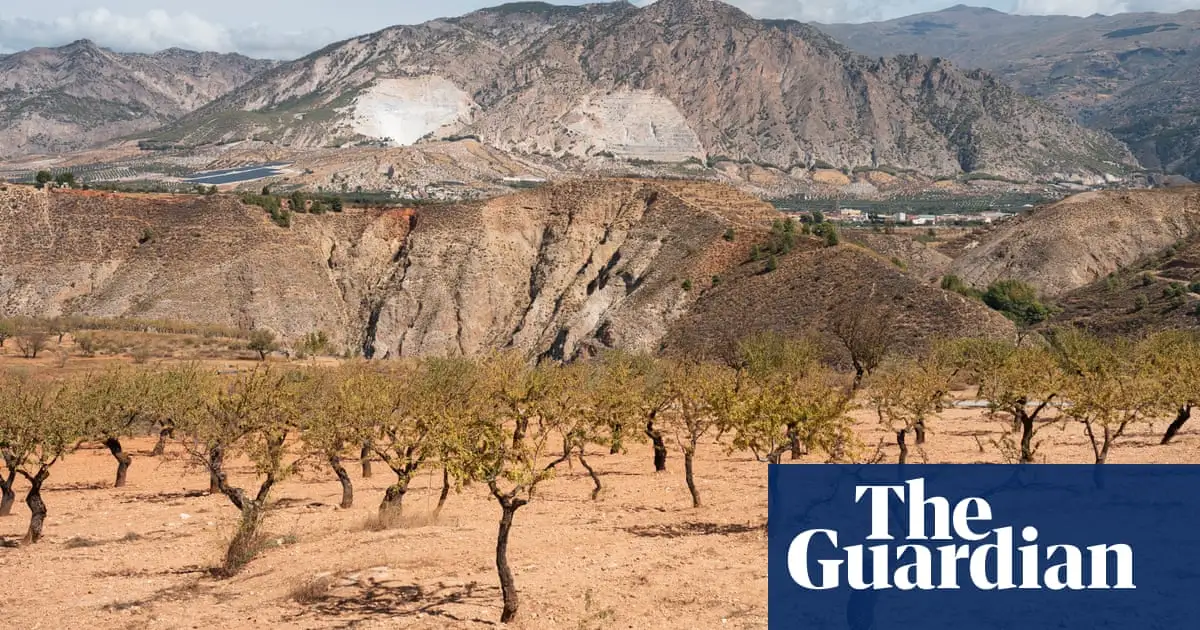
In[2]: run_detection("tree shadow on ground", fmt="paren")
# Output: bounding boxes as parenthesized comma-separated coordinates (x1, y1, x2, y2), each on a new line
(623, 521, 763, 538)
(291, 579, 499, 627)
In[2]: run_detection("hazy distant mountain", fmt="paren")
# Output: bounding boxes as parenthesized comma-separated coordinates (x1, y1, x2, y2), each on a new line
(144, 0, 1135, 182)
(0, 39, 276, 158)
(819, 4, 1200, 178)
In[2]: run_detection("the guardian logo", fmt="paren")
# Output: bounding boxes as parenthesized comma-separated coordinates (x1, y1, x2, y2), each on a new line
(787, 479, 1135, 591)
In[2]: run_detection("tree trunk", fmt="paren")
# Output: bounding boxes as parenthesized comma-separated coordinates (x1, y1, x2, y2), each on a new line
(646, 421, 667, 472)
(787, 422, 803, 460)
(23, 471, 48, 544)
(1161, 405, 1192, 445)
(208, 445, 224, 495)
(896, 429, 908, 466)
(914, 420, 926, 446)
(0, 469, 15, 517)
(578, 448, 601, 501)
(496, 501, 521, 623)
(683, 447, 701, 508)
(151, 425, 173, 456)
(330, 455, 353, 509)
(852, 364, 865, 391)
(224, 502, 266, 574)
(104, 437, 132, 488)
(360, 440, 373, 478)
(1019, 411, 1035, 464)
(609, 424, 622, 455)
(379, 480, 407, 521)
(435, 467, 451, 518)
(512, 419, 529, 450)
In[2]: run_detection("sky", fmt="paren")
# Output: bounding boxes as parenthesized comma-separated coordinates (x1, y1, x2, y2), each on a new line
(1, 0, 1199, 59)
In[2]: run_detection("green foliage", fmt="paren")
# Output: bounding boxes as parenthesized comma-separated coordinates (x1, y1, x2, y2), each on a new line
(681, 279, 693, 292)
(247, 329, 278, 361)
(981, 279, 1051, 326)
(940, 274, 982, 298)
(53, 172, 77, 188)
(1164, 283, 1187, 299)
(722, 228, 736, 242)
(766, 219, 797, 255)
(766, 255, 779, 273)
(295, 331, 330, 358)
(34, 170, 52, 189)
(289, 191, 306, 212)
(1134, 295, 1150, 311)
(812, 222, 839, 247)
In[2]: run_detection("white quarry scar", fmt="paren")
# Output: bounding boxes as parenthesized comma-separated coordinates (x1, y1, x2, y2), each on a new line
(350, 77, 474, 146)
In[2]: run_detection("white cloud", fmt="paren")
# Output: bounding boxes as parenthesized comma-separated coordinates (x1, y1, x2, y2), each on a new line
(0, 8, 339, 59)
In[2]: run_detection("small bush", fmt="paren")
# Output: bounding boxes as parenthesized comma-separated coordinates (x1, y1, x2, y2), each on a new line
(1164, 283, 1187, 299)
(1133, 295, 1150, 312)
(290, 574, 335, 604)
(682, 279, 693, 292)
(982, 279, 1050, 326)
(130, 346, 151, 364)
(75, 332, 96, 356)
(722, 228, 736, 242)
(766, 255, 779, 273)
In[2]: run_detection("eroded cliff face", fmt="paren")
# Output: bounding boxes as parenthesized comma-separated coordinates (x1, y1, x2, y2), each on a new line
(0, 180, 775, 359)
(0, 185, 409, 350)
(366, 180, 773, 358)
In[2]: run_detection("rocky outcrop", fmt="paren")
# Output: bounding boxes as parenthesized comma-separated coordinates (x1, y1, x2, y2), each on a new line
(950, 188, 1200, 297)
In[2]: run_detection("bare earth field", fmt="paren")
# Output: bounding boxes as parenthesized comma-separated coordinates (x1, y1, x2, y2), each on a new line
(2, 404, 1198, 629)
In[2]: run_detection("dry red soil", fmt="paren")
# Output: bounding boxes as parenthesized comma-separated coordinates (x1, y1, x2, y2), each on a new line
(2, 408, 1197, 629)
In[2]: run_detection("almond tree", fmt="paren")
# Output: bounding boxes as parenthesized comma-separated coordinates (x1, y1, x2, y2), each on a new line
(76, 366, 156, 487)
(587, 350, 649, 455)
(1055, 330, 1155, 465)
(1141, 331, 1200, 444)
(663, 359, 734, 508)
(868, 349, 959, 465)
(0, 374, 81, 542)
(469, 358, 572, 624)
(724, 336, 854, 464)
(176, 367, 304, 574)
(373, 358, 478, 522)
(965, 339, 1067, 463)
(301, 365, 370, 509)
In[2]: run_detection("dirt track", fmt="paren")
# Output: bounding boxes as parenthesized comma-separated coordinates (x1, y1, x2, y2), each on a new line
(2, 407, 1197, 629)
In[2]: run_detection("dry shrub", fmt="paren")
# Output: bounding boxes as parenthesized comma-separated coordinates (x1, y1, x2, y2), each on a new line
(362, 510, 441, 532)
(289, 574, 336, 604)
(130, 346, 151, 364)
(63, 536, 102, 549)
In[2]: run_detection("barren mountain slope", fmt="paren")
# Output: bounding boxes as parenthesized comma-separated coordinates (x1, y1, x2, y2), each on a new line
(950, 187, 1200, 297)
(0, 40, 275, 158)
(148, 0, 1133, 182)
(0, 179, 779, 359)
(819, 6, 1200, 179)
(1049, 234, 1200, 337)
(366, 178, 777, 359)
(662, 243, 1015, 363)
(0, 186, 409, 350)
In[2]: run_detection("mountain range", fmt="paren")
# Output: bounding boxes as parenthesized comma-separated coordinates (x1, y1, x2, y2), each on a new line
(0, 0, 1139, 183)
(819, 4, 1200, 180)
(0, 40, 274, 159)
